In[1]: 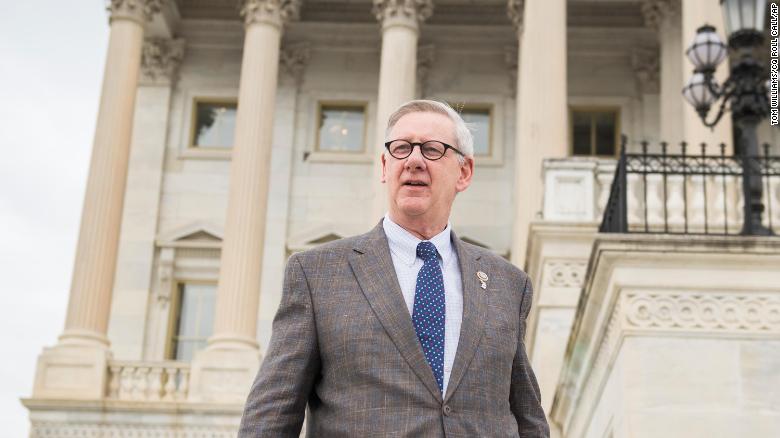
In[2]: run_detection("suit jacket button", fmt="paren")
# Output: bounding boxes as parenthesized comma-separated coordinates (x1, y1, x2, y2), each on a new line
(443, 405, 452, 416)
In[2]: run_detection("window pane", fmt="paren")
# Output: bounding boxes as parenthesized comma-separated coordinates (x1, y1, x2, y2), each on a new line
(572, 112, 591, 156)
(318, 105, 365, 152)
(595, 111, 617, 156)
(177, 284, 198, 338)
(460, 108, 491, 156)
(172, 283, 216, 361)
(194, 101, 237, 148)
(198, 285, 217, 338)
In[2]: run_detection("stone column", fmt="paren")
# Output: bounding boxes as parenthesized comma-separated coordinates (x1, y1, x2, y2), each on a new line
(109, 38, 185, 360)
(631, 47, 661, 144)
(189, 0, 300, 403)
(256, 42, 310, 353)
(642, 0, 685, 147)
(370, 0, 433, 223)
(641, 0, 732, 152)
(681, 0, 732, 152)
(32, 0, 160, 399)
(508, 0, 568, 269)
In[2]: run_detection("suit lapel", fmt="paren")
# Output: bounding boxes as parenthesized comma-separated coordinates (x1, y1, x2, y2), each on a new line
(348, 222, 443, 403)
(444, 232, 487, 403)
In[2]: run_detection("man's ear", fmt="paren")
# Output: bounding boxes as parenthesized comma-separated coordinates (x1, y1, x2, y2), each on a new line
(455, 157, 474, 193)
(380, 153, 387, 183)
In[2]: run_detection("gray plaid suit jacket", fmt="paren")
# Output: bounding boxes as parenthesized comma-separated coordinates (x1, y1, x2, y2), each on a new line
(239, 221, 549, 437)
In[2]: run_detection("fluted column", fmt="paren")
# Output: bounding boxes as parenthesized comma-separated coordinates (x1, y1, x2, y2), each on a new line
(188, 0, 300, 403)
(208, 0, 300, 351)
(681, 0, 732, 151)
(631, 47, 660, 142)
(30, 0, 161, 401)
(641, 0, 732, 152)
(642, 0, 685, 146)
(370, 0, 433, 222)
(509, 0, 568, 269)
(109, 37, 184, 359)
(60, 0, 162, 347)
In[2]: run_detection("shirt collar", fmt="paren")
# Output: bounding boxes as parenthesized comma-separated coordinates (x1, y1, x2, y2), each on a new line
(383, 213, 454, 267)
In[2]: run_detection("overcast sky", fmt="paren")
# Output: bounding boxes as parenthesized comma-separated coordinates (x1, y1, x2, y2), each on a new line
(0, 1, 109, 434)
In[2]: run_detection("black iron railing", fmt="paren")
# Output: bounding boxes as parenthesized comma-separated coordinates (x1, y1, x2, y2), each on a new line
(600, 136, 780, 235)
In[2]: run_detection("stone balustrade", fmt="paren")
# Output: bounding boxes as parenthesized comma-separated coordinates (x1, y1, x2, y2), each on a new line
(107, 361, 190, 402)
(543, 157, 780, 233)
(542, 157, 617, 222)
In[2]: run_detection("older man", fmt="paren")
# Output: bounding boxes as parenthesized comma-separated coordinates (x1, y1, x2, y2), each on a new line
(239, 100, 549, 437)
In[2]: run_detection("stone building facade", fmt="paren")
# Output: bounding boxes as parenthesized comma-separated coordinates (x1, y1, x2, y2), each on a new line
(23, 0, 780, 437)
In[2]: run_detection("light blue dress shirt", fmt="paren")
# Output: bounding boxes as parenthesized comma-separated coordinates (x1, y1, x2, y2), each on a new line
(382, 214, 464, 395)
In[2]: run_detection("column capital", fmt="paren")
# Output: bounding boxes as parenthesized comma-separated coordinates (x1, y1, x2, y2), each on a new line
(107, 0, 164, 24)
(140, 38, 185, 86)
(280, 42, 311, 87)
(640, 0, 680, 30)
(239, 0, 301, 29)
(506, 0, 524, 34)
(631, 47, 660, 94)
(372, 0, 433, 31)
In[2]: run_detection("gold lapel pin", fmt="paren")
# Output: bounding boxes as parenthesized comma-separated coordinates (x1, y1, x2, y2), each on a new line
(476, 271, 488, 289)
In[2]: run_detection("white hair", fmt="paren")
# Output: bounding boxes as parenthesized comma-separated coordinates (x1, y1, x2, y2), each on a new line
(384, 99, 474, 162)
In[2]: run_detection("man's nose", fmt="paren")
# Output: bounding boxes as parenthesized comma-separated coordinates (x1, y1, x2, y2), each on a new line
(405, 145, 427, 170)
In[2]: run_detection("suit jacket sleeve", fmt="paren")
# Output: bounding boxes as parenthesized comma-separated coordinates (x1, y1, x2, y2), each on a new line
(238, 254, 320, 437)
(509, 274, 551, 437)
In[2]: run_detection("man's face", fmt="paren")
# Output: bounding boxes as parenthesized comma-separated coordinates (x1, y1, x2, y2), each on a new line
(381, 111, 474, 225)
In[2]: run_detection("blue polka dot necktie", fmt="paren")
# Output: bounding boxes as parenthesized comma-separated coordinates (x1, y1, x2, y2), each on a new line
(412, 241, 446, 392)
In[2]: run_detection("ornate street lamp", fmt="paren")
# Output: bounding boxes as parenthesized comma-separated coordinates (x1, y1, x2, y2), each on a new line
(682, 0, 773, 235)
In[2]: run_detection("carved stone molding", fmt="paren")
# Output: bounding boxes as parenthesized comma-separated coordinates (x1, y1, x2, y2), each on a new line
(631, 47, 660, 95)
(372, 0, 433, 28)
(623, 291, 780, 333)
(416, 44, 435, 97)
(107, 0, 163, 23)
(556, 288, 780, 431)
(280, 42, 311, 87)
(30, 422, 236, 438)
(506, 0, 525, 33)
(543, 259, 587, 288)
(239, 0, 302, 28)
(140, 38, 185, 86)
(640, 0, 680, 30)
(504, 45, 518, 95)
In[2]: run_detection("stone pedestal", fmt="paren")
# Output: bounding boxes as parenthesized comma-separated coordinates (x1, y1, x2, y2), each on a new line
(552, 235, 780, 437)
(32, 344, 111, 400)
(188, 348, 261, 403)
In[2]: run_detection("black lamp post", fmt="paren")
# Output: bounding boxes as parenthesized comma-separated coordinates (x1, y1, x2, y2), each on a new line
(682, 0, 773, 235)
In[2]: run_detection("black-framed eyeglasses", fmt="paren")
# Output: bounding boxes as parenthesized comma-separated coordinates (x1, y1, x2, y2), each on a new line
(384, 139, 465, 161)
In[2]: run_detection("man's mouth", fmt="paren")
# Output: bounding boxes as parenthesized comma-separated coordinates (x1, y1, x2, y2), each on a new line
(403, 181, 428, 187)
